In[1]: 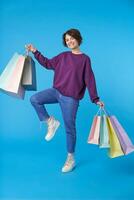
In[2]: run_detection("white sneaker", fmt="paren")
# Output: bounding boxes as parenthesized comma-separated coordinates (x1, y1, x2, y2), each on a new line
(45, 116, 60, 141)
(62, 155, 75, 173)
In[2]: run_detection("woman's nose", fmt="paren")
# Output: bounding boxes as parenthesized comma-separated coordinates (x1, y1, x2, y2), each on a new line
(68, 40, 73, 44)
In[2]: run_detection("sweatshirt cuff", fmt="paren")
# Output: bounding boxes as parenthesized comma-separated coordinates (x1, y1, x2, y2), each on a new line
(92, 97, 100, 104)
(33, 49, 39, 55)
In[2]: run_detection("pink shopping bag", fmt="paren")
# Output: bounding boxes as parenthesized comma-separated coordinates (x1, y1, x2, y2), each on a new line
(87, 115, 101, 145)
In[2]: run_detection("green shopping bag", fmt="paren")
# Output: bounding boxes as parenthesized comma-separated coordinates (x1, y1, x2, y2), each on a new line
(99, 114, 110, 148)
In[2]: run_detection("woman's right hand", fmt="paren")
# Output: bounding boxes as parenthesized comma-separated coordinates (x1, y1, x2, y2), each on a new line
(25, 44, 37, 53)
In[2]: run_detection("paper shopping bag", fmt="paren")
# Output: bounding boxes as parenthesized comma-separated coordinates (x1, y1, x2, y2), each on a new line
(21, 55, 37, 90)
(106, 117, 124, 158)
(0, 53, 20, 88)
(0, 53, 25, 99)
(87, 116, 101, 145)
(110, 116, 134, 155)
(99, 115, 110, 148)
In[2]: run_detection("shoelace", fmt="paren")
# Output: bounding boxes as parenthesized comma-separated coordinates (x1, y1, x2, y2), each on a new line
(64, 157, 74, 166)
(48, 120, 55, 131)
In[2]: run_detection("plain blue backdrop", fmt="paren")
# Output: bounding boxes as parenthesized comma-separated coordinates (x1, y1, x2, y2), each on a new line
(0, 0, 134, 199)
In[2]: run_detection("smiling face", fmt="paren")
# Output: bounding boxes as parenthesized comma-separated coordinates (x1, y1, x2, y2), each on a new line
(65, 34, 79, 50)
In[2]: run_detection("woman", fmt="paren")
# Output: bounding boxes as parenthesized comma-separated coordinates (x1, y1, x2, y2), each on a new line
(25, 28, 104, 173)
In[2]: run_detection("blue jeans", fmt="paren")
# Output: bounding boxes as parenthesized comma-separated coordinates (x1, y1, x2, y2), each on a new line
(30, 87, 79, 153)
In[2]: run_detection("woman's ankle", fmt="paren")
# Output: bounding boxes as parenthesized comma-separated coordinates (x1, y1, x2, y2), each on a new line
(45, 116, 51, 123)
(67, 152, 74, 159)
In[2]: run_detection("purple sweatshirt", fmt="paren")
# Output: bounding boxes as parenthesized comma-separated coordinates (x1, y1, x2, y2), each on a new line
(33, 50, 100, 103)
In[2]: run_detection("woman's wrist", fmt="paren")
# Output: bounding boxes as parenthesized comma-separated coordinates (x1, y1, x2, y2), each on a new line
(32, 48, 37, 53)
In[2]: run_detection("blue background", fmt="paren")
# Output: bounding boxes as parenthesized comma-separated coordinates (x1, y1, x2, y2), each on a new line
(0, 0, 134, 199)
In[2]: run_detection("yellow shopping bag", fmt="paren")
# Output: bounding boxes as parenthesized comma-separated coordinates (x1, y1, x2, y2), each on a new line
(106, 117, 124, 158)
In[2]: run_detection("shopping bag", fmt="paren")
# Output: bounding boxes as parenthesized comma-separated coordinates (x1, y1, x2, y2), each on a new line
(99, 115, 110, 148)
(110, 116, 134, 155)
(0, 53, 20, 88)
(87, 115, 101, 145)
(106, 117, 124, 158)
(21, 55, 37, 90)
(0, 53, 25, 99)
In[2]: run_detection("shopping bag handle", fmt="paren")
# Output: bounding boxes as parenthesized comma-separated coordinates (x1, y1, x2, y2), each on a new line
(25, 49, 29, 56)
(20, 48, 30, 57)
(102, 107, 111, 116)
(95, 107, 102, 116)
(95, 107, 110, 116)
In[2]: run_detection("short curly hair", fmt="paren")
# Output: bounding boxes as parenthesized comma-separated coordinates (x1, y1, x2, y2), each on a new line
(62, 28, 83, 47)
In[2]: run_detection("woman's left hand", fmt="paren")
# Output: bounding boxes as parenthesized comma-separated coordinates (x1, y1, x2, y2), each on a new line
(96, 100, 105, 108)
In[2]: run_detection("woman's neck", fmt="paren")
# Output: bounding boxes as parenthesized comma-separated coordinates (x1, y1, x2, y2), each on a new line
(71, 47, 82, 54)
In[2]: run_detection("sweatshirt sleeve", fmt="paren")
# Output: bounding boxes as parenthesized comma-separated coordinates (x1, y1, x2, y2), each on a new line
(33, 50, 59, 70)
(84, 57, 100, 104)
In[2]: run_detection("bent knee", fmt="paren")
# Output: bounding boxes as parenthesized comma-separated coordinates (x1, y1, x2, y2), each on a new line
(30, 95, 38, 104)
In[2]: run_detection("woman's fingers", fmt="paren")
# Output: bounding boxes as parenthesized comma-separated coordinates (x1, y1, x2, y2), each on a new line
(100, 101, 105, 107)
(25, 44, 34, 52)
(97, 101, 105, 107)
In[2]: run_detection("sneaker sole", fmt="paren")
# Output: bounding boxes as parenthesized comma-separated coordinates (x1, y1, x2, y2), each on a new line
(62, 164, 76, 173)
(45, 121, 60, 141)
